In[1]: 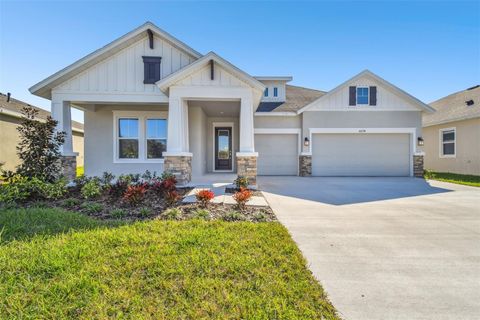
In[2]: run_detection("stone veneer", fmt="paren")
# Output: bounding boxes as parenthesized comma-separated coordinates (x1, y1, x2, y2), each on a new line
(60, 156, 77, 181)
(164, 156, 192, 185)
(237, 156, 257, 186)
(299, 155, 312, 177)
(413, 154, 424, 177)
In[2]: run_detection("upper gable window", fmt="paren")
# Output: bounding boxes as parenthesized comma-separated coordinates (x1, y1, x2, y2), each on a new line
(356, 87, 369, 105)
(440, 128, 456, 157)
(143, 56, 162, 84)
(273, 87, 278, 97)
(264, 88, 269, 97)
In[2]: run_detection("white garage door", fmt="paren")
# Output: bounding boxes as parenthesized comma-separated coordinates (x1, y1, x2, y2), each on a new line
(312, 133, 411, 176)
(255, 134, 298, 175)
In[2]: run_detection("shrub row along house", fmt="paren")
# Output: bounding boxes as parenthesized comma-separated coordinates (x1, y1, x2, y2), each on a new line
(0, 92, 84, 172)
(29, 22, 435, 184)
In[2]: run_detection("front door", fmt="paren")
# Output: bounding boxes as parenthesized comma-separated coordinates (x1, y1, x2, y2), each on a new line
(215, 127, 232, 171)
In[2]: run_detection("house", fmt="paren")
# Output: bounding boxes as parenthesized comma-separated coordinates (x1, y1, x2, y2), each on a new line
(422, 85, 480, 175)
(29, 22, 434, 183)
(0, 92, 84, 172)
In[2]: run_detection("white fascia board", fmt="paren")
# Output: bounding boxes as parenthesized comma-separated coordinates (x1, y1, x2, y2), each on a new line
(254, 112, 297, 117)
(297, 70, 436, 114)
(254, 128, 301, 134)
(254, 76, 293, 82)
(29, 22, 202, 99)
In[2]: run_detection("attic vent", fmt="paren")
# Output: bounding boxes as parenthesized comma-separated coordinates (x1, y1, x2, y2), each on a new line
(466, 99, 474, 106)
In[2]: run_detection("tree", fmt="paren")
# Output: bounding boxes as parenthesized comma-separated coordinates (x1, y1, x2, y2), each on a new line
(16, 106, 65, 182)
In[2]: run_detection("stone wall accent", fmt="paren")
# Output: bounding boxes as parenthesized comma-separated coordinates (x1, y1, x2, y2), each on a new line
(60, 156, 77, 181)
(413, 154, 424, 177)
(164, 156, 192, 185)
(299, 155, 312, 177)
(237, 156, 257, 186)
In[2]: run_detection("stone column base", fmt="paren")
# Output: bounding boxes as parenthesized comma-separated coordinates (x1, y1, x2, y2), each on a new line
(164, 156, 192, 185)
(60, 156, 77, 181)
(299, 155, 312, 177)
(413, 154, 424, 177)
(237, 155, 257, 186)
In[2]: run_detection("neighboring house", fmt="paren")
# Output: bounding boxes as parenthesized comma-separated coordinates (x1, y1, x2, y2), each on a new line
(422, 85, 480, 175)
(29, 22, 434, 183)
(0, 92, 84, 172)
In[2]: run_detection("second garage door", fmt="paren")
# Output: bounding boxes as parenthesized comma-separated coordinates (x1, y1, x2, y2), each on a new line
(255, 134, 298, 175)
(312, 133, 411, 176)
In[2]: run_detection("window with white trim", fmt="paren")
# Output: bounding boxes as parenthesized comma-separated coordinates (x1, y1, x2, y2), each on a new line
(114, 112, 167, 162)
(440, 128, 455, 157)
(356, 87, 369, 105)
(264, 88, 269, 97)
(273, 87, 278, 97)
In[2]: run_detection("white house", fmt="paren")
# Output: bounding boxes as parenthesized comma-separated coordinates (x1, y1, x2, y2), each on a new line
(29, 22, 434, 184)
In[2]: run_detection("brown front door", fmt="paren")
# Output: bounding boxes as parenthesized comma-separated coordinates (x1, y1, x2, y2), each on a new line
(215, 127, 232, 171)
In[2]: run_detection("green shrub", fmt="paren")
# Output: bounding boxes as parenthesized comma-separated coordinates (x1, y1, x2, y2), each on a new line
(81, 180, 102, 199)
(37, 178, 67, 200)
(0, 175, 32, 204)
(253, 212, 267, 222)
(234, 176, 249, 189)
(81, 202, 103, 214)
(223, 211, 245, 222)
(100, 172, 115, 187)
(62, 198, 81, 208)
(138, 207, 151, 217)
(110, 208, 127, 218)
(193, 209, 210, 220)
(163, 208, 181, 220)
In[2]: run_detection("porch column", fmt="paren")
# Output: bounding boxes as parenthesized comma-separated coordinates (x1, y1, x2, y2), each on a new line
(164, 96, 192, 184)
(51, 99, 77, 180)
(236, 94, 258, 185)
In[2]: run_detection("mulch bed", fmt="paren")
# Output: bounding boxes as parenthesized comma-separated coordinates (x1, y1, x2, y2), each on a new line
(14, 186, 276, 222)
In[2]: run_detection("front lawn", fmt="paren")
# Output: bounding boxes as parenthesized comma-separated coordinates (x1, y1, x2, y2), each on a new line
(0, 208, 339, 319)
(425, 171, 480, 187)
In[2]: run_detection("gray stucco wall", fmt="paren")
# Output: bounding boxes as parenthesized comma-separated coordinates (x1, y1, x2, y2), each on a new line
(302, 111, 422, 153)
(84, 104, 168, 177)
(254, 115, 301, 128)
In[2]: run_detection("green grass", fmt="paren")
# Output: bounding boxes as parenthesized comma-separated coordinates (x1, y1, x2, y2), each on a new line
(76, 166, 84, 177)
(0, 208, 338, 319)
(425, 171, 480, 187)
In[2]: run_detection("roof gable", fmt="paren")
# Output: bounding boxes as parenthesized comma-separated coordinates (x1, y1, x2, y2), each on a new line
(156, 52, 265, 94)
(297, 70, 435, 114)
(30, 22, 202, 99)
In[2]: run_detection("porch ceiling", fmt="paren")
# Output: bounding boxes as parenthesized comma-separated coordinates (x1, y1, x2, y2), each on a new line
(188, 100, 240, 117)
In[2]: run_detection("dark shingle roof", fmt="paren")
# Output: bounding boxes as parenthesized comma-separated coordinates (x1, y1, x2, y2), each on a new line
(423, 85, 480, 127)
(256, 85, 326, 113)
(0, 92, 83, 131)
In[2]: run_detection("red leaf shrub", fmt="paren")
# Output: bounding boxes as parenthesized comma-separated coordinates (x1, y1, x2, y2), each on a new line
(165, 190, 180, 206)
(195, 189, 215, 207)
(161, 176, 177, 192)
(232, 187, 252, 210)
(123, 184, 147, 205)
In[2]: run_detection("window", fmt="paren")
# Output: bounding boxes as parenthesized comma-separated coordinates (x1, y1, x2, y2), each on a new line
(273, 87, 278, 97)
(114, 112, 167, 163)
(440, 128, 456, 157)
(356, 87, 369, 105)
(118, 119, 139, 159)
(146, 119, 167, 159)
(143, 56, 162, 84)
(264, 88, 269, 97)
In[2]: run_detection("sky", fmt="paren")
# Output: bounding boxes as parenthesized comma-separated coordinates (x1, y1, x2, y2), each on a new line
(1, 0, 479, 123)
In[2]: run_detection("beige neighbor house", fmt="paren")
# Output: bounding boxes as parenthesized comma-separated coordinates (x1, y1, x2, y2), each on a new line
(422, 85, 480, 175)
(29, 22, 435, 184)
(0, 92, 84, 172)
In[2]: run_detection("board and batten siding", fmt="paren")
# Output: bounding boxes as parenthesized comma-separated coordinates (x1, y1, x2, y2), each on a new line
(176, 63, 251, 88)
(53, 35, 196, 94)
(307, 76, 419, 112)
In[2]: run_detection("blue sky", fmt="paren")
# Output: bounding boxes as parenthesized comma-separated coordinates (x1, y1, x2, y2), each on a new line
(1, 0, 479, 122)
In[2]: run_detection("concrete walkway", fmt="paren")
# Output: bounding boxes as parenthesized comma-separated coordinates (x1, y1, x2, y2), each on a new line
(259, 176, 480, 320)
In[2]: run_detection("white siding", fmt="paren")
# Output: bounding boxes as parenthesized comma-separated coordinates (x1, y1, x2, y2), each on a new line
(176, 63, 251, 88)
(54, 35, 196, 95)
(259, 80, 287, 102)
(308, 75, 419, 111)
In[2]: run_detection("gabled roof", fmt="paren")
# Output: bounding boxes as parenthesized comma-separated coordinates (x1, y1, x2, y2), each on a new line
(256, 85, 325, 113)
(29, 22, 202, 100)
(296, 70, 436, 114)
(423, 85, 480, 127)
(0, 92, 84, 131)
(156, 51, 266, 94)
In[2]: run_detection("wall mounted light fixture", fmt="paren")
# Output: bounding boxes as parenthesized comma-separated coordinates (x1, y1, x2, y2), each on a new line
(417, 137, 424, 146)
(304, 137, 310, 147)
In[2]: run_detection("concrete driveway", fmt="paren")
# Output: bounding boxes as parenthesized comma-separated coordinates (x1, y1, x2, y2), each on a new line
(259, 177, 480, 320)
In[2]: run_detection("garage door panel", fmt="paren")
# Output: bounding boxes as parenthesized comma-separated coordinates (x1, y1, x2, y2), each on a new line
(312, 133, 410, 176)
(255, 134, 298, 175)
